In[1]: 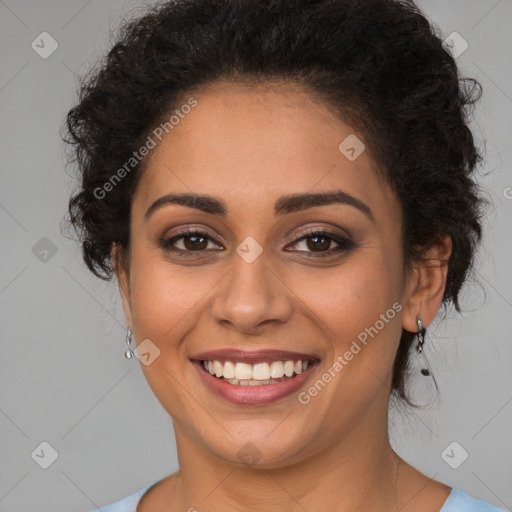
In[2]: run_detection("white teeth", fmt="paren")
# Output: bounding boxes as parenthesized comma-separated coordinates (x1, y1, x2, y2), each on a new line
(270, 361, 285, 378)
(252, 362, 270, 380)
(223, 361, 235, 379)
(284, 360, 295, 377)
(234, 362, 253, 380)
(213, 360, 223, 378)
(227, 377, 288, 385)
(202, 358, 314, 383)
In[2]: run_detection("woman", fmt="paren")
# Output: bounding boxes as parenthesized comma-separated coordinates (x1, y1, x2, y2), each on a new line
(64, 0, 504, 510)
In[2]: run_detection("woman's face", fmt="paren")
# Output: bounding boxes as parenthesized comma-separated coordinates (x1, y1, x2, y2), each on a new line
(116, 81, 415, 468)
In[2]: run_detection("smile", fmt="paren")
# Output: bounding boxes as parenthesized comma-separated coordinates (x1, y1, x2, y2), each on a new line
(191, 349, 320, 405)
(202, 359, 312, 385)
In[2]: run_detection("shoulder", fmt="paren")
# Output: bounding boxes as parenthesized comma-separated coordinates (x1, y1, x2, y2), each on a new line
(89, 484, 507, 512)
(89, 484, 154, 512)
(440, 488, 507, 512)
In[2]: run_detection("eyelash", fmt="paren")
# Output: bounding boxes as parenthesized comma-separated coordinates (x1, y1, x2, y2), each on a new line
(160, 228, 355, 258)
(289, 228, 355, 257)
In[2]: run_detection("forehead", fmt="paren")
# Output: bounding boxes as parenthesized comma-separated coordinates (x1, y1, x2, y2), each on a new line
(133, 81, 395, 219)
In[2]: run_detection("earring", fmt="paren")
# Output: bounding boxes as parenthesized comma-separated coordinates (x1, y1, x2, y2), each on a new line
(124, 326, 134, 359)
(416, 314, 431, 377)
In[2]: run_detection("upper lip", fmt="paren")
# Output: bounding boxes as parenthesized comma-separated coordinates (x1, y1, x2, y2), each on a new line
(190, 349, 320, 364)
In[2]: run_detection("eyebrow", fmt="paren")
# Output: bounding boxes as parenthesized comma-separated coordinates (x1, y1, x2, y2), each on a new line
(144, 190, 374, 221)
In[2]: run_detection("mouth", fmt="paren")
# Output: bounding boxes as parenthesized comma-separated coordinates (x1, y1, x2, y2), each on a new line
(190, 350, 320, 405)
(200, 358, 316, 385)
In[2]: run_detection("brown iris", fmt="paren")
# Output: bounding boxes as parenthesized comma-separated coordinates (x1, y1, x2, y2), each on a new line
(184, 234, 208, 250)
(307, 235, 331, 252)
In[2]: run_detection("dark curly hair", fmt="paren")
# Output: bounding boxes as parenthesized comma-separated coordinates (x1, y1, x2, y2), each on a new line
(63, 0, 485, 407)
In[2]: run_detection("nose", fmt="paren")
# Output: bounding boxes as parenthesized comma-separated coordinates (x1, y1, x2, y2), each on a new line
(211, 250, 293, 335)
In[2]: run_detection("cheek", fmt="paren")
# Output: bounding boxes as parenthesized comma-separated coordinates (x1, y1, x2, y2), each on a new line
(128, 251, 222, 350)
(127, 255, 210, 413)
(291, 254, 402, 339)
(291, 259, 403, 419)
(129, 251, 182, 336)
(289, 253, 404, 401)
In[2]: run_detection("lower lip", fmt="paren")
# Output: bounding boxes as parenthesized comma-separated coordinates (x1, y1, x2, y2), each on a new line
(192, 360, 319, 405)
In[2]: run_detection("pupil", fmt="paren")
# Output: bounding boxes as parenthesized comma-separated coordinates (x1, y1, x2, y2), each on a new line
(307, 236, 329, 251)
(184, 235, 207, 250)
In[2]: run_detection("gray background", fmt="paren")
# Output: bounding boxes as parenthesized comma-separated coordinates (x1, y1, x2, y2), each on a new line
(0, 1, 511, 511)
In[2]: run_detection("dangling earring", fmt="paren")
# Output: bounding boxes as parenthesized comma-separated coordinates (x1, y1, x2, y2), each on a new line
(124, 326, 134, 359)
(416, 314, 431, 376)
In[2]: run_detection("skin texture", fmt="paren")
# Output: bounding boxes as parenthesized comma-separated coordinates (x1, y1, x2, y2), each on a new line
(113, 81, 453, 511)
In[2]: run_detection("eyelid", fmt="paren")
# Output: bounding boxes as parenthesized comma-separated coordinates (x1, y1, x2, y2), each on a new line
(287, 227, 345, 245)
(285, 227, 354, 254)
(159, 228, 222, 254)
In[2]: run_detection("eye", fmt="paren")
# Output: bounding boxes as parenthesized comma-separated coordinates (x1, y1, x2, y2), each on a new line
(160, 227, 355, 258)
(286, 229, 355, 257)
(160, 229, 223, 254)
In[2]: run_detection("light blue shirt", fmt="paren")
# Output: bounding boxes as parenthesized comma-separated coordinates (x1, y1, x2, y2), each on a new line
(93, 484, 507, 511)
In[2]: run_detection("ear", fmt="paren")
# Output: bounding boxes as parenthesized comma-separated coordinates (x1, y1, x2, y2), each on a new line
(111, 243, 133, 328)
(402, 235, 452, 332)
